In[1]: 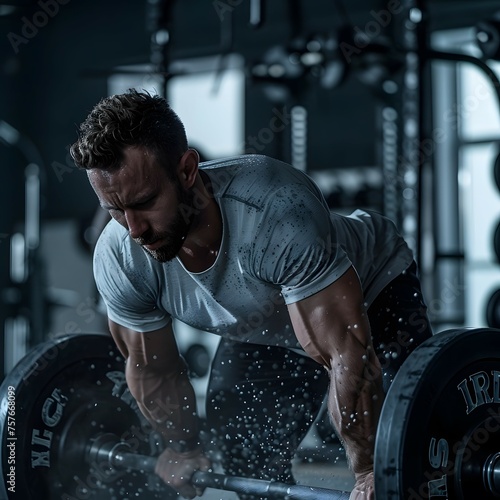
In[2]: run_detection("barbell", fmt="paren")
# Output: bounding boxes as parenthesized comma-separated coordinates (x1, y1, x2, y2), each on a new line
(87, 432, 349, 499)
(0, 327, 500, 499)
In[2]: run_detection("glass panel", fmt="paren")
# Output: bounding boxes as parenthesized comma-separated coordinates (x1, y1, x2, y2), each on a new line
(460, 142, 500, 263)
(168, 65, 245, 159)
(459, 60, 500, 141)
(108, 57, 245, 160)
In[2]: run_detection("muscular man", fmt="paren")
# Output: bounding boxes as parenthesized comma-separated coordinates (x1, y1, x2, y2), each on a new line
(70, 89, 433, 499)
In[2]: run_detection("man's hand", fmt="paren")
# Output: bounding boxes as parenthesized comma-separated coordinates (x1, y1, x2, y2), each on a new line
(350, 471, 375, 500)
(155, 447, 212, 499)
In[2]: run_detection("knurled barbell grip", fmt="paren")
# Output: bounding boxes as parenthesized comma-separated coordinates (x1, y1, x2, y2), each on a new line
(108, 447, 351, 499)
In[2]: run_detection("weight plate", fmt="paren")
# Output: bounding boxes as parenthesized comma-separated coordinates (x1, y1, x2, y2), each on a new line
(495, 152, 500, 194)
(487, 289, 500, 329)
(494, 220, 500, 265)
(375, 327, 500, 499)
(0, 333, 177, 499)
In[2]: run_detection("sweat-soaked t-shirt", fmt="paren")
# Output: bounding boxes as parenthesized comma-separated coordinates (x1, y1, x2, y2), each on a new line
(94, 154, 414, 350)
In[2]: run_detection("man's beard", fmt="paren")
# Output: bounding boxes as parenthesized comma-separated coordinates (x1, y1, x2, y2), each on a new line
(135, 185, 194, 263)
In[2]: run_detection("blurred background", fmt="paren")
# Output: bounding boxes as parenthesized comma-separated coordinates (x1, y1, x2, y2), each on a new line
(1, 0, 500, 411)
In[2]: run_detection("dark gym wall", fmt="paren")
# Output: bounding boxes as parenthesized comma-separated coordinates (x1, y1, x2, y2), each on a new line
(0, 0, 152, 375)
(3, 0, 500, 225)
(1, 0, 151, 223)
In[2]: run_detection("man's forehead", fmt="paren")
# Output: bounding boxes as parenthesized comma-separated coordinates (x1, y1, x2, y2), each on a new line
(122, 144, 161, 164)
(87, 167, 115, 186)
(86, 149, 168, 207)
(87, 147, 157, 180)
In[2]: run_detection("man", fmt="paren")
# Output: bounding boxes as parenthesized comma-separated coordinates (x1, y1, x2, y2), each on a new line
(70, 89, 433, 500)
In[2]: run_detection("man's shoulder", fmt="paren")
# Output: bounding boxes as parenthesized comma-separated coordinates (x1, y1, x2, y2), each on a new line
(200, 154, 290, 178)
(201, 154, 310, 208)
(96, 219, 128, 250)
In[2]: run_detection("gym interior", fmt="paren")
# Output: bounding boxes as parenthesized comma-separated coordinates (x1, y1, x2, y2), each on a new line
(1, 1, 500, 499)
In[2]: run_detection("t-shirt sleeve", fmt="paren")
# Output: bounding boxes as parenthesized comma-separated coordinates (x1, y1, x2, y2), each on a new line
(93, 223, 172, 332)
(253, 183, 352, 304)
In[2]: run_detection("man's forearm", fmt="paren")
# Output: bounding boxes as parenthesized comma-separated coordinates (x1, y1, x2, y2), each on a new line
(125, 356, 201, 446)
(327, 343, 384, 474)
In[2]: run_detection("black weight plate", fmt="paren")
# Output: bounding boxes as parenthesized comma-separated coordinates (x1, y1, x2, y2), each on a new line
(375, 327, 500, 499)
(493, 220, 500, 265)
(0, 333, 177, 499)
(495, 152, 500, 193)
(487, 289, 500, 329)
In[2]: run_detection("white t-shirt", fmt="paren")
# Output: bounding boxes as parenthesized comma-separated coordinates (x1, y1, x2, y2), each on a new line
(94, 155, 413, 350)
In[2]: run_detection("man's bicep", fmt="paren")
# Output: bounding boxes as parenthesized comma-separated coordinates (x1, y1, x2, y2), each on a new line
(108, 319, 181, 369)
(287, 266, 372, 367)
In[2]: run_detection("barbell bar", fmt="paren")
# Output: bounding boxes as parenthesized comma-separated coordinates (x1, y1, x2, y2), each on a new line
(87, 432, 350, 499)
(2, 328, 500, 498)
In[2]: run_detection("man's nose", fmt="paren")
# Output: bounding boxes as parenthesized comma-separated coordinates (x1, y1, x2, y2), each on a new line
(125, 210, 147, 239)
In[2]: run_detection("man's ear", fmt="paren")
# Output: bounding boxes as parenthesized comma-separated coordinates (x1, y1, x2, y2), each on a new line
(177, 149, 199, 188)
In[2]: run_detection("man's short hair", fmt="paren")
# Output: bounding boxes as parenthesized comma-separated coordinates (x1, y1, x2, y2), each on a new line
(70, 89, 188, 177)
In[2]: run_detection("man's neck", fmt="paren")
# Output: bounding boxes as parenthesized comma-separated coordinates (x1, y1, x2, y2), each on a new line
(178, 172, 223, 273)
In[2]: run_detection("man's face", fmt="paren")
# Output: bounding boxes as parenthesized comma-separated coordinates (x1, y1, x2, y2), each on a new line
(88, 146, 194, 263)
